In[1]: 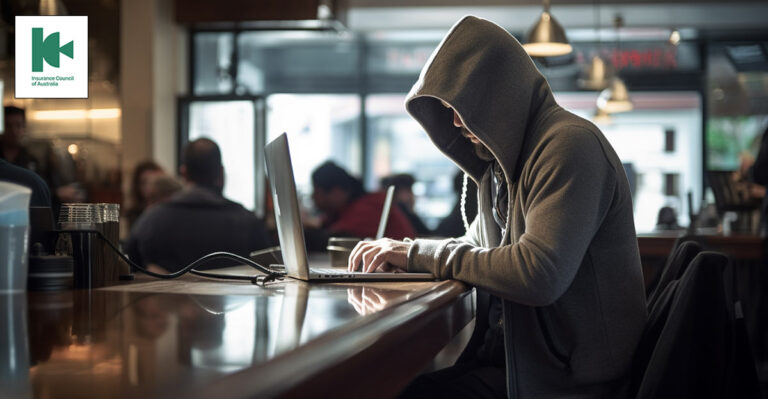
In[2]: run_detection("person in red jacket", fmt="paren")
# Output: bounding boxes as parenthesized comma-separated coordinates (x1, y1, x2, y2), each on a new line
(305, 161, 415, 251)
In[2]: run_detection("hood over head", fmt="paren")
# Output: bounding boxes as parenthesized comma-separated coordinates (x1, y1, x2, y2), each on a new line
(406, 16, 558, 184)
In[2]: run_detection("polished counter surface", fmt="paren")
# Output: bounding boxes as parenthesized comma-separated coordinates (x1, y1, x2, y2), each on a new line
(3, 268, 472, 398)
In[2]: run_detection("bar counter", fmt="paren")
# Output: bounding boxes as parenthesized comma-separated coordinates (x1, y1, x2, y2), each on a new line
(3, 268, 473, 398)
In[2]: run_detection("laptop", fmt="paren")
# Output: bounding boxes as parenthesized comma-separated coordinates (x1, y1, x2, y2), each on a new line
(264, 133, 434, 281)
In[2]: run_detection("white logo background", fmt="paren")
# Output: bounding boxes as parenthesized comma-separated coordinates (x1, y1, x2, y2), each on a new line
(15, 16, 88, 98)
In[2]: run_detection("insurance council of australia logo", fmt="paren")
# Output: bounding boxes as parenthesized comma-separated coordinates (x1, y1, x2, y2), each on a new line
(15, 16, 88, 98)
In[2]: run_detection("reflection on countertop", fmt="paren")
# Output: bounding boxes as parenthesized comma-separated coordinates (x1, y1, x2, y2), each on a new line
(4, 275, 454, 398)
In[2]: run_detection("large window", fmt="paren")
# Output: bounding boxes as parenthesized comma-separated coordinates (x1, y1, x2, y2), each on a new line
(266, 94, 361, 205)
(187, 100, 257, 211)
(559, 92, 703, 233)
(706, 42, 768, 171)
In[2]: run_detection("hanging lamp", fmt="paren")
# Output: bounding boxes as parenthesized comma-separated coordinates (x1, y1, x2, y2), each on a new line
(593, 107, 613, 124)
(523, 0, 572, 57)
(578, 0, 611, 90)
(579, 55, 612, 90)
(596, 15, 633, 114)
(597, 77, 633, 113)
(669, 29, 681, 46)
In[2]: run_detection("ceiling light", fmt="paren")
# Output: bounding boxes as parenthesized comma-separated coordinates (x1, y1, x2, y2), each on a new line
(523, 0, 572, 57)
(597, 77, 633, 113)
(30, 108, 121, 121)
(669, 29, 681, 46)
(593, 108, 613, 124)
(579, 55, 612, 90)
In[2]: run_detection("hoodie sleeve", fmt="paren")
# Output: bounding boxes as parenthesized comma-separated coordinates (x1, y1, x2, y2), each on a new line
(407, 128, 616, 306)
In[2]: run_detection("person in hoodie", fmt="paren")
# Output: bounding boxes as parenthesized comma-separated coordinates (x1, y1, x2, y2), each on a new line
(125, 138, 272, 273)
(348, 16, 647, 398)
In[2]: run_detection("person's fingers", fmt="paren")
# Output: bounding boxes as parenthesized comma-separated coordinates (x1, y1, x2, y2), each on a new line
(360, 245, 382, 273)
(367, 250, 390, 273)
(366, 240, 398, 272)
(348, 241, 370, 271)
(375, 262, 397, 273)
(347, 241, 364, 271)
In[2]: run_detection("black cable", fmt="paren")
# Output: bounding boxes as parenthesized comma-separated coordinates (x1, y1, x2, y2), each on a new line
(58, 229, 285, 286)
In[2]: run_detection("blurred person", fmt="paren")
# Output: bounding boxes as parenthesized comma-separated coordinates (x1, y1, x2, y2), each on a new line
(434, 169, 479, 238)
(125, 138, 271, 273)
(305, 161, 415, 251)
(380, 173, 432, 236)
(348, 16, 645, 398)
(145, 175, 183, 208)
(1, 106, 40, 172)
(0, 157, 51, 207)
(655, 206, 681, 231)
(739, 122, 768, 235)
(125, 160, 166, 230)
(1, 106, 84, 208)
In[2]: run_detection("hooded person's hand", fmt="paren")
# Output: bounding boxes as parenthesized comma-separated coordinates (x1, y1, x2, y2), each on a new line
(347, 238, 411, 273)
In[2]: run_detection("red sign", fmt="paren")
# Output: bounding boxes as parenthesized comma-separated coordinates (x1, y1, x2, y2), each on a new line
(610, 48, 678, 70)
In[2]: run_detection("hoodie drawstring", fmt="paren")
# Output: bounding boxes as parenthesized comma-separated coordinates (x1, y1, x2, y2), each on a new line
(461, 173, 470, 234)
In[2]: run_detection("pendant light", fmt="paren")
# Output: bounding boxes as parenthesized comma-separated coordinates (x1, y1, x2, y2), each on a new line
(523, 0, 572, 57)
(596, 15, 633, 114)
(578, 0, 612, 90)
(669, 29, 681, 46)
(593, 107, 613, 125)
(579, 55, 612, 90)
(597, 77, 633, 113)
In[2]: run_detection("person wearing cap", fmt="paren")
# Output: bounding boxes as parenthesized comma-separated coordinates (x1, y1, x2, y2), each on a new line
(349, 16, 646, 398)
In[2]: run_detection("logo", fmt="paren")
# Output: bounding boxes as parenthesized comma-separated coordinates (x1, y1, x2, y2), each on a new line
(15, 16, 88, 98)
(32, 28, 74, 72)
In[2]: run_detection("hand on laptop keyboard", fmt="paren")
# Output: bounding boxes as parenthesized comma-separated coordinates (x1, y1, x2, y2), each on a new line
(348, 238, 411, 273)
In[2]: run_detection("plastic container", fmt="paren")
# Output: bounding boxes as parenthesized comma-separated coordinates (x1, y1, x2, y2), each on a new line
(0, 182, 31, 293)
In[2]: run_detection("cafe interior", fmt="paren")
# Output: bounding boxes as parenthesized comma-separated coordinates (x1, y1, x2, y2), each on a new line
(2, 0, 768, 397)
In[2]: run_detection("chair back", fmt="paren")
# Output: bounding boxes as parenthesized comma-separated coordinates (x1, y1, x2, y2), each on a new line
(646, 240, 701, 312)
(633, 252, 730, 398)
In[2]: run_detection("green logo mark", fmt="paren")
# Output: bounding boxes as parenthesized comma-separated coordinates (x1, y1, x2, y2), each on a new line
(32, 27, 74, 72)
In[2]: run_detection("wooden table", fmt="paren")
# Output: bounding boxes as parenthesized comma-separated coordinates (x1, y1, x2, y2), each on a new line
(637, 232, 764, 260)
(637, 232, 765, 288)
(3, 268, 473, 399)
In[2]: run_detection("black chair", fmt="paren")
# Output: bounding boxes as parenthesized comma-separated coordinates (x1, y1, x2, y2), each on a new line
(631, 251, 761, 398)
(646, 240, 702, 312)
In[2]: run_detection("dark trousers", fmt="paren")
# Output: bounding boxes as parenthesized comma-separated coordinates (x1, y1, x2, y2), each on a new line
(398, 362, 507, 399)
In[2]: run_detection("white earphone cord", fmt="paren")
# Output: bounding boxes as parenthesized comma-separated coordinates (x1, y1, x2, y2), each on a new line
(460, 173, 470, 234)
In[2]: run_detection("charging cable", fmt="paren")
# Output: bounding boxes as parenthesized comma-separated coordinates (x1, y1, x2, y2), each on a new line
(58, 229, 285, 286)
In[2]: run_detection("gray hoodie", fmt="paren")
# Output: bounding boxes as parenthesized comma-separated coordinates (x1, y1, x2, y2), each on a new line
(404, 16, 647, 398)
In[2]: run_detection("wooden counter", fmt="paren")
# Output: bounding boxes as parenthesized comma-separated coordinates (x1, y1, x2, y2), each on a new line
(4, 268, 472, 398)
(638, 232, 764, 260)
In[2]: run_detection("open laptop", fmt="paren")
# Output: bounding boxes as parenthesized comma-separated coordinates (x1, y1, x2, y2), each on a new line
(264, 133, 434, 281)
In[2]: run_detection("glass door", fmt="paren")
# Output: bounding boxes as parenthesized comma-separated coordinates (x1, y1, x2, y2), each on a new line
(178, 97, 266, 216)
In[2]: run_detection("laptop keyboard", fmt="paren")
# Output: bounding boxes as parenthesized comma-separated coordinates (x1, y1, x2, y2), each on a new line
(310, 268, 359, 275)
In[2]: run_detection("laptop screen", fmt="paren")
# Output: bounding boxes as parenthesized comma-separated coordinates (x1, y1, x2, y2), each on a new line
(264, 133, 311, 280)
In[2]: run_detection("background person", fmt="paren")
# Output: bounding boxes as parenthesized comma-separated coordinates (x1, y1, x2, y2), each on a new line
(304, 161, 415, 251)
(125, 138, 272, 273)
(124, 160, 166, 231)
